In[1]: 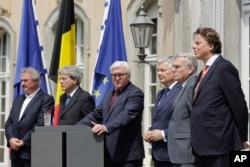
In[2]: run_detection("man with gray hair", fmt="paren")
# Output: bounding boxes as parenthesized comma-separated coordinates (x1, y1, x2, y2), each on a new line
(58, 65, 95, 125)
(77, 61, 145, 167)
(5, 67, 54, 167)
(144, 56, 181, 167)
(167, 53, 198, 166)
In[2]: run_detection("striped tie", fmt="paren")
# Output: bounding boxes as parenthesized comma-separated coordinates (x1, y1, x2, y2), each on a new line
(194, 65, 209, 99)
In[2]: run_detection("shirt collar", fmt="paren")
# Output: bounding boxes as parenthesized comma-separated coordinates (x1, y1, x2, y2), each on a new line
(206, 54, 220, 67)
(68, 86, 79, 97)
(167, 81, 178, 90)
(182, 74, 196, 88)
(25, 88, 40, 99)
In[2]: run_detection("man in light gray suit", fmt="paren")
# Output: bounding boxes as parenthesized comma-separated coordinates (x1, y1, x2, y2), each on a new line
(167, 53, 198, 167)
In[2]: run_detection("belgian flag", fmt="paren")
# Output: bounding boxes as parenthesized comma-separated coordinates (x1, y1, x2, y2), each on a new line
(49, 0, 75, 125)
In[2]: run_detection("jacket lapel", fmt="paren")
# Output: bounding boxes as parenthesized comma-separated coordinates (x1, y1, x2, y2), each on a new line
(105, 83, 131, 122)
(60, 88, 80, 117)
(103, 90, 115, 122)
(153, 89, 164, 118)
(19, 90, 42, 122)
(171, 85, 185, 115)
(196, 55, 222, 99)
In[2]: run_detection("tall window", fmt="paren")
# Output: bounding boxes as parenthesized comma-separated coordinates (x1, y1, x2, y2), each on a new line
(150, 18, 157, 55)
(242, 0, 250, 140)
(75, 18, 85, 88)
(76, 18, 84, 67)
(0, 29, 10, 166)
(142, 2, 158, 166)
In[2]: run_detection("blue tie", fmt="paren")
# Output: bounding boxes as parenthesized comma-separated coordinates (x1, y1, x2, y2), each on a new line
(65, 95, 71, 106)
(158, 88, 170, 108)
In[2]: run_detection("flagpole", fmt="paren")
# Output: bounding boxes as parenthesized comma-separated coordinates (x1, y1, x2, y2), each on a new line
(31, 0, 52, 95)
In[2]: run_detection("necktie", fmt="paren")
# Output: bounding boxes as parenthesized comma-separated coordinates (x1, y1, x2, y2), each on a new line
(65, 95, 71, 106)
(194, 65, 209, 99)
(109, 90, 119, 110)
(158, 87, 170, 107)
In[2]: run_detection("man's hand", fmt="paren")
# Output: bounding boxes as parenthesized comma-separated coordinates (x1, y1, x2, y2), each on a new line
(144, 131, 153, 142)
(9, 138, 22, 151)
(149, 129, 163, 142)
(243, 141, 250, 150)
(144, 129, 163, 142)
(91, 121, 107, 135)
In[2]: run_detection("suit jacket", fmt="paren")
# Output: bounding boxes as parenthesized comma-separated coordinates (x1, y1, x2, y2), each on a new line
(77, 82, 145, 162)
(59, 87, 95, 125)
(150, 83, 181, 161)
(168, 75, 197, 164)
(5, 89, 54, 159)
(192, 55, 249, 156)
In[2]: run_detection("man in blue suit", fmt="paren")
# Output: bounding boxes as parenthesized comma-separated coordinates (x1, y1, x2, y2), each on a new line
(144, 56, 181, 167)
(77, 61, 145, 167)
(191, 27, 250, 167)
(5, 67, 54, 167)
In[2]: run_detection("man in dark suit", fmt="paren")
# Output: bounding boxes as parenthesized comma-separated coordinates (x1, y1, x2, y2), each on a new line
(5, 67, 54, 167)
(58, 65, 95, 125)
(191, 27, 250, 167)
(77, 61, 145, 167)
(168, 53, 198, 166)
(144, 56, 181, 167)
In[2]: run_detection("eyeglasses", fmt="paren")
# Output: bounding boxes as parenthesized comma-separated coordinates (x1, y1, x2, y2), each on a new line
(111, 73, 128, 78)
(59, 77, 70, 81)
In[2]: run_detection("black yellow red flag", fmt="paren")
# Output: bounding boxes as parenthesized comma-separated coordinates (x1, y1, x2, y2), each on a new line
(49, 0, 75, 125)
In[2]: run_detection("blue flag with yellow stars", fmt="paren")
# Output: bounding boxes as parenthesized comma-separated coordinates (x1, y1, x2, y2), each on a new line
(92, 0, 127, 105)
(14, 0, 50, 98)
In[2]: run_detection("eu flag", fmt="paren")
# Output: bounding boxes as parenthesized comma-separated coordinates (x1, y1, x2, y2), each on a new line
(92, 0, 127, 105)
(14, 0, 50, 98)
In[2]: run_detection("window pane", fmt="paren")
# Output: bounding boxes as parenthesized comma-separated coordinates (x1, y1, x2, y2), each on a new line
(151, 36, 157, 54)
(249, 48, 250, 77)
(0, 56, 2, 72)
(0, 36, 2, 53)
(150, 66, 157, 103)
(152, 18, 157, 34)
(0, 130, 4, 145)
(0, 148, 3, 161)
(0, 57, 6, 72)
(1, 81, 6, 95)
(0, 32, 7, 72)
(151, 66, 157, 83)
(249, 17, 250, 44)
(76, 19, 84, 64)
(0, 98, 5, 112)
(150, 18, 157, 55)
(2, 33, 6, 55)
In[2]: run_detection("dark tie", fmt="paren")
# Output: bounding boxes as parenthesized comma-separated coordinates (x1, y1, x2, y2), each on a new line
(109, 90, 119, 110)
(65, 95, 71, 106)
(158, 87, 170, 108)
(194, 65, 209, 99)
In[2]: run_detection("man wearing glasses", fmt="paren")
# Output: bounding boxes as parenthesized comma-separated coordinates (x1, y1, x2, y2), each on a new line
(77, 61, 145, 167)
